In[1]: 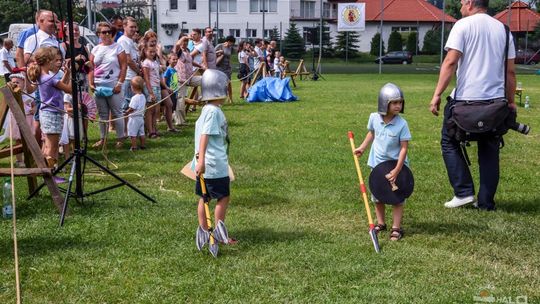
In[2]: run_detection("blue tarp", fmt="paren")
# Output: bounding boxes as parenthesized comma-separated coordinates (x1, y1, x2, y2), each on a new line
(246, 77, 298, 103)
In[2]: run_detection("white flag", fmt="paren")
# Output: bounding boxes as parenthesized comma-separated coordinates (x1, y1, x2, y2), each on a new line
(337, 3, 366, 32)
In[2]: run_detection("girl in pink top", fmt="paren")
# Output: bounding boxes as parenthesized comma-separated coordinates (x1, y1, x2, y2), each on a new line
(141, 46, 170, 138)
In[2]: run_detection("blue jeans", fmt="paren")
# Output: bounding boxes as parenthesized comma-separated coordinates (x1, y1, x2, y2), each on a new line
(441, 101, 500, 210)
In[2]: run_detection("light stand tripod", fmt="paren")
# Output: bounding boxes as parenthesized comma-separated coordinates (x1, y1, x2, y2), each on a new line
(310, 43, 325, 81)
(29, 1, 156, 225)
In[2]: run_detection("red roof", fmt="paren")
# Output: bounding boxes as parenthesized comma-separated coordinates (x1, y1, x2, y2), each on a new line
(356, 0, 457, 23)
(494, 1, 540, 32)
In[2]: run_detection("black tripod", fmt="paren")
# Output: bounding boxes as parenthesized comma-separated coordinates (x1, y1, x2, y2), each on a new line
(29, 2, 156, 225)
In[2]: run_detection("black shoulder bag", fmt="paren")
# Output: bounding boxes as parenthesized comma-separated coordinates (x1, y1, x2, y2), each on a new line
(445, 25, 511, 164)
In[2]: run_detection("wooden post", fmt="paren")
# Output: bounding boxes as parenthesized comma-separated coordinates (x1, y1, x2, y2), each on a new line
(0, 85, 64, 211)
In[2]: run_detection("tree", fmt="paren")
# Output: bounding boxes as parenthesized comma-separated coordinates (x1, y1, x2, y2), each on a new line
(422, 28, 450, 54)
(282, 21, 305, 59)
(370, 33, 385, 56)
(312, 21, 334, 57)
(269, 26, 281, 51)
(335, 31, 360, 58)
(0, 0, 86, 33)
(388, 31, 403, 52)
(406, 32, 419, 54)
(137, 18, 151, 35)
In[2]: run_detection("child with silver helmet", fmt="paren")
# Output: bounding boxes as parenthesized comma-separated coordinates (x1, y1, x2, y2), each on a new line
(192, 69, 237, 245)
(354, 83, 412, 241)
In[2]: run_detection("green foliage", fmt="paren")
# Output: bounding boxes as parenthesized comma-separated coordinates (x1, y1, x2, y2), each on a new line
(406, 32, 419, 53)
(422, 28, 449, 54)
(137, 18, 151, 35)
(370, 32, 385, 56)
(311, 22, 334, 57)
(100, 8, 116, 21)
(335, 31, 360, 58)
(388, 31, 403, 52)
(0, 0, 86, 33)
(282, 21, 305, 59)
(270, 26, 281, 51)
(488, 0, 511, 15)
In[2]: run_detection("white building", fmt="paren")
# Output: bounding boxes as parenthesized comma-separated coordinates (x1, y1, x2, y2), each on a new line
(155, 0, 455, 52)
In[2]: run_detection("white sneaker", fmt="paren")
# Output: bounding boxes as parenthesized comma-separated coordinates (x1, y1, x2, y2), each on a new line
(444, 195, 475, 208)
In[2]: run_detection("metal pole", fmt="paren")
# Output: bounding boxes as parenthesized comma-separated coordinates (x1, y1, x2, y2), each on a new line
(209, 0, 212, 28)
(262, 0, 266, 39)
(36, 0, 39, 10)
(440, 0, 445, 66)
(87, 0, 92, 30)
(379, 0, 384, 74)
(416, 20, 419, 56)
(280, 21, 283, 53)
(346, 32, 349, 62)
(216, 0, 220, 41)
(318, 0, 323, 73)
(151, 0, 155, 30)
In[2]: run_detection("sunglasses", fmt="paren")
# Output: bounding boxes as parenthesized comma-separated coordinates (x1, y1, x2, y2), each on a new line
(99, 30, 112, 35)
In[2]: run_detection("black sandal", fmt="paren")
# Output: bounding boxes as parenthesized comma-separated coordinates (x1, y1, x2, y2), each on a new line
(374, 223, 387, 234)
(390, 228, 404, 241)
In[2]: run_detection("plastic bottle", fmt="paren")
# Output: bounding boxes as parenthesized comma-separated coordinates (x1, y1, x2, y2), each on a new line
(2, 178, 13, 219)
(524, 96, 530, 109)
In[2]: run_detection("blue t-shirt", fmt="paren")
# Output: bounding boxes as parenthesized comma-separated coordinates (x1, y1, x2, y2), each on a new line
(192, 104, 229, 179)
(17, 24, 39, 48)
(367, 113, 411, 169)
(163, 66, 179, 92)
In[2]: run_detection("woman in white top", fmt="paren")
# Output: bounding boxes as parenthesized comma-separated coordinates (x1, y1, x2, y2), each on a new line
(88, 22, 127, 148)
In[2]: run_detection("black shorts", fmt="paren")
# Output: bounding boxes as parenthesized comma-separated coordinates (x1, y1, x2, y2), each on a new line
(195, 176, 230, 200)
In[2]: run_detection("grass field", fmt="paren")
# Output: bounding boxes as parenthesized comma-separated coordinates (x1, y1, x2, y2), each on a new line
(1, 74, 539, 303)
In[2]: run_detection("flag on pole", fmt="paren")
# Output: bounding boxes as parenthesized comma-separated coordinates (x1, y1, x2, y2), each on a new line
(337, 3, 366, 32)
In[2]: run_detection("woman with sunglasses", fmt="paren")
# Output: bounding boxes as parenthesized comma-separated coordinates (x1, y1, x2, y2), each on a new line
(88, 22, 127, 149)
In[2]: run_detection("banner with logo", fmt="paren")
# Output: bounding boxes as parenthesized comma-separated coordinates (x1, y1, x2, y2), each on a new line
(337, 3, 366, 31)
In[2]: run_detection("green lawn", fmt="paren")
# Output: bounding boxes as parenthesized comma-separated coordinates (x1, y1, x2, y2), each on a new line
(1, 74, 539, 303)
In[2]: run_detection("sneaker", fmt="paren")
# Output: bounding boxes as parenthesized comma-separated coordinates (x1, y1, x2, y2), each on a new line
(444, 195, 475, 208)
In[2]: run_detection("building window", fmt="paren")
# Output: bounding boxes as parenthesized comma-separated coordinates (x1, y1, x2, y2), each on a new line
(391, 26, 418, 33)
(250, 0, 277, 13)
(246, 29, 257, 38)
(300, 0, 315, 18)
(170, 0, 178, 10)
(189, 0, 197, 10)
(210, 0, 237, 12)
(323, 2, 331, 18)
(229, 29, 240, 37)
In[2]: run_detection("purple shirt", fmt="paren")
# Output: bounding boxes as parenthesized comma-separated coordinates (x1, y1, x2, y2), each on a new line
(39, 74, 64, 112)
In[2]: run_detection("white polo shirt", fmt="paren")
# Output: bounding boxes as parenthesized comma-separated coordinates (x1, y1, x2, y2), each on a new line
(0, 47, 15, 76)
(23, 29, 64, 58)
(117, 35, 138, 80)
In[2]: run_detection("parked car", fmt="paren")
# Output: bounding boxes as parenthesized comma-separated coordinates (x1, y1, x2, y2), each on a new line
(374, 51, 413, 64)
(515, 49, 540, 65)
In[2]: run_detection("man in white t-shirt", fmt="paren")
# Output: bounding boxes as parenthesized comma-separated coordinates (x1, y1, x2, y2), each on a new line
(117, 17, 140, 110)
(429, 0, 516, 211)
(23, 10, 63, 63)
(0, 39, 15, 82)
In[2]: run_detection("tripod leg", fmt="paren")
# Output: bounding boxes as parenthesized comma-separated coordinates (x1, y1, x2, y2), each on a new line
(60, 158, 77, 226)
(28, 153, 76, 199)
(84, 155, 157, 203)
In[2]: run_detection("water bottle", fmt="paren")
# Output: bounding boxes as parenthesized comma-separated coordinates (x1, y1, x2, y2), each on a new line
(524, 96, 530, 109)
(2, 178, 13, 219)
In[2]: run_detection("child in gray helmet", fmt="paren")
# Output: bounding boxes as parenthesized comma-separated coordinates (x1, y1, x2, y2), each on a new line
(354, 83, 411, 241)
(192, 69, 237, 245)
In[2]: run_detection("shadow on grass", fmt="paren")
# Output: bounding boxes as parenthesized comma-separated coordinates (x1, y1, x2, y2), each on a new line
(409, 221, 488, 236)
(0, 235, 101, 259)
(234, 227, 308, 245)
(234, 191, 290, 208)
(497, 199, 540, 214)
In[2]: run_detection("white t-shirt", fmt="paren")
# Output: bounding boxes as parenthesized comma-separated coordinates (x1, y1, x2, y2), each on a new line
(23, 29, 64, 58)
(117, 35, 139, 80)
(0, 47, 15, 76)
(239, 50, 248, 65)
(91, 43, 125, 85)
(254, 46, 264, 68)
(445, 13, 516, 100)
(128, 93, 146, 117)
(192, 40, 204, 66)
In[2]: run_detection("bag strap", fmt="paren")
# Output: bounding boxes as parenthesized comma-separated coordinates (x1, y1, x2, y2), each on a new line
(503, 24, 509, 100)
